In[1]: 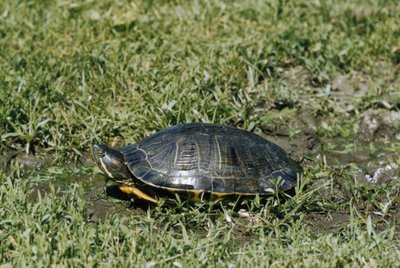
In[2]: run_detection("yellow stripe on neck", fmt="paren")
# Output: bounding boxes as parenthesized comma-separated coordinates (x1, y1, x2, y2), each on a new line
(99, 158, 114, 179)
(119, 185, 158, 204)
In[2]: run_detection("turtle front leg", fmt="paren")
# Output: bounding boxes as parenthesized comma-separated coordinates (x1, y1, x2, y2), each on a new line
(119, 184, 158, 204)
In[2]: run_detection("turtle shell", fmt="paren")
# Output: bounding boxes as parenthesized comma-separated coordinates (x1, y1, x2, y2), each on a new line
(119, 124, 302, 194)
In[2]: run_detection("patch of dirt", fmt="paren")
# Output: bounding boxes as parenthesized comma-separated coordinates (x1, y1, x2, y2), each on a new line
(28, 172, 148, 222)
(0, 149, 58, 170)
(0, 149, 18, 167)
(321, 146, 371, 167)
(304, 211, 350, 235)
(328, 73, 370, 113)
(84, 198, 146, 223)
(260, 108, 322, 161)
(280, 67, 371, 113)
(264, 131, 320, 162)
(15, 153, 56, 169)
(78, 152, 96, 167)
(357, 109, 400, 142)
(0, 148, 97, 172)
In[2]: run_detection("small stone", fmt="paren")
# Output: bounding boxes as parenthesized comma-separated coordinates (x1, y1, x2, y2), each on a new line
(88, 10, 101, 21)
(238, 209, 251, 219)
(364, 163, 398, 184)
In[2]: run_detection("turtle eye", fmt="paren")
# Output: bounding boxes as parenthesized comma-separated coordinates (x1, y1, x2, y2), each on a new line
(95, 150, 106, 158)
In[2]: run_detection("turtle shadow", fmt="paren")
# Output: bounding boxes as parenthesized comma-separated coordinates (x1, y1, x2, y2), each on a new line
(105, 185, 132, 200)
(104, 185, 155, 209)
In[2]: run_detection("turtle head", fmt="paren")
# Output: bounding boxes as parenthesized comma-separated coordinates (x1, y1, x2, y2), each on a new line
(92, 144, 131, 181)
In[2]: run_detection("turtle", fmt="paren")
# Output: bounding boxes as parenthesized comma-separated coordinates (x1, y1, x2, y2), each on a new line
(92, 123, 302, 203)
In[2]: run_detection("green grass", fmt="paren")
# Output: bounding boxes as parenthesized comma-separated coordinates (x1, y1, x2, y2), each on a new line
(1, 0, 400, 266)
(2, 162, 400, 266)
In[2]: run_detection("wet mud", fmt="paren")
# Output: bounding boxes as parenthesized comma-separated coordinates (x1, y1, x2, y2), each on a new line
(27, 171, 147, 223)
